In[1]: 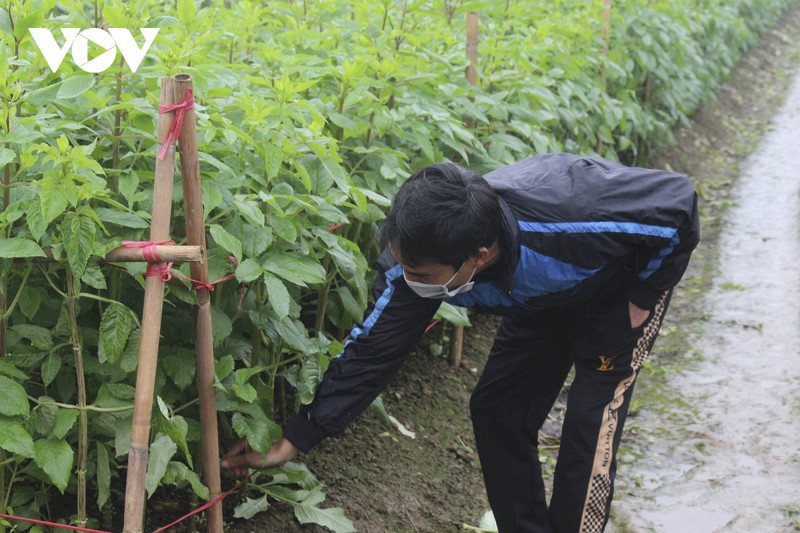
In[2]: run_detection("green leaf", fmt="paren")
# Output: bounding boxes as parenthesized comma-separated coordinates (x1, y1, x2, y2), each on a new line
(96, 442, 111, 508)
(241, 226, 273, 257)
(231, 383, 257, 403)
(237, 201, 265, 227)
(317, 155, 351, 193)
(162, 351, 196, 390)
(0, 238, 46, 258)
(0, 416, 35, 458)
(210, 224, 243, 262)
(263, 273, 290, 319)
(268, 213, 297, 243)
(51, 408, 79, 440)
(298, 354, 322, 405)
(103, 4, 127, 27)
(215, 354, 235, 381)
(231, 413, 282, 454)
(41, 352, 61, 387)
(162, 461, 209, 499)
(0, 148, 15, 167)
(0, 376, 29, 415)
(336, 286, 362, 323)
(105, 383, 135, 400)
(115, 417, 131, 457)
(328, 112, 356, 131)
(99, 303, 134, 364)
(235, 258, 264, 283)
(234, 366, 268, 385)
(293, 491, 356, 533)
(120, 328, 140, 373)
(265, 144, 283, 179)
(234, 495, 270, 519)
(34, 438, 74, 493)
(13, 10, 43, 40)
(94, 207, 150, 228)
(119, 171, 140, 207)
(62, 214, 96, 277)
(262, 253, 326, 287)
(5, 127, 41, 144)
(145, 435, 177, 498)
(57, 74, 96, 100)
(13, 324, 53, 350)
(211, 306, 232, 347)
(18, 286, 42, 320)
(81, 262, 108, 290)
(433, 302, 471, 327)
(39, 177, 69, 225)
(177, 0, 196, 24)
(0, 9, 11, 36)
(155, 397, 192, 467)
(26, 198, 47, 241)
(263, 317, 312, 354)
(0, 361, 28, 380)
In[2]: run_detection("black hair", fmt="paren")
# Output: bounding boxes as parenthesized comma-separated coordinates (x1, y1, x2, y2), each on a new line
(377, 162, 501, 269)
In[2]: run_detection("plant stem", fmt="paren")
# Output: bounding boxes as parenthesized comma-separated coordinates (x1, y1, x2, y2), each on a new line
(0, 451, 5, 533)
(0, 265, 32, 320)
(173, 397, 199, 414)
(111, 55, 124, 194)
(0, 10, 15, 529)
(66, 271, 88, 527)
(39, 265, 68, 298)
(2, 463, 17, 509)
(314, 256, 332, 335)
(78, 292, 142, 328)
(30, 397, 133, 413)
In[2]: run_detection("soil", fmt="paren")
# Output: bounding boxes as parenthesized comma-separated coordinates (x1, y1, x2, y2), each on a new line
(217, 4, 800, 532)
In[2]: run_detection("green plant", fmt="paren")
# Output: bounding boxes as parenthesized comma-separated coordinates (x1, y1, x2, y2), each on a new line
(0, 0, 795, 530)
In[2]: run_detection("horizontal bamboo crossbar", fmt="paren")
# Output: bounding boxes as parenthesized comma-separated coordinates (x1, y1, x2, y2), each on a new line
(11, 245, 204, 264)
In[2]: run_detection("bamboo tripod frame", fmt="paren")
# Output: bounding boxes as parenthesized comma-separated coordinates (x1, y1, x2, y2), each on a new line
(122, 75, 223, 533)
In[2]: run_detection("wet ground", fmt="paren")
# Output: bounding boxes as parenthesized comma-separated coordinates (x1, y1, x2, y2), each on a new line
(609, 62, 800, 532)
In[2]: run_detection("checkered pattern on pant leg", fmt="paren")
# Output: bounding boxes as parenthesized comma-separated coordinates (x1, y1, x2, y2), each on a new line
(581, 474, 612, 533)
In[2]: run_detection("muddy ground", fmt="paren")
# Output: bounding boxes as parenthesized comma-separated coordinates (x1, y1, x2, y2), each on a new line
(220, 4, 800, 532)
(608, 8, 800, 533)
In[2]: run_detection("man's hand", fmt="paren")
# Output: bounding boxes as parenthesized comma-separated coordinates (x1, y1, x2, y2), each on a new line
(628, 301, 650, 329)
(221, 438, 299, 477)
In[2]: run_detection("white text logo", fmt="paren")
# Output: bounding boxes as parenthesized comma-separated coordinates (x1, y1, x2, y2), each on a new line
(28, 28, 159, 73)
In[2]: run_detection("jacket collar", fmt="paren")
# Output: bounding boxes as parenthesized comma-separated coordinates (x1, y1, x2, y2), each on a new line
(476, 195, 519, 294)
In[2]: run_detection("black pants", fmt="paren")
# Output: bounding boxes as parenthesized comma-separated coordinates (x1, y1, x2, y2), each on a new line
(470, 289, 672, 533)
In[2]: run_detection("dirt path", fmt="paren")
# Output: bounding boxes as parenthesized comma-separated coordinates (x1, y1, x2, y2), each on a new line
(609, 63, 800, 533)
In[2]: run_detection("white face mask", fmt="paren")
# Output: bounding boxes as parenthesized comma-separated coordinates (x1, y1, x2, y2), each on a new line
(403, 260, 478, 299)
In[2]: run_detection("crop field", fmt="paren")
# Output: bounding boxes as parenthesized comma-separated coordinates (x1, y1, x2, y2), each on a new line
(0, 0, 795, 531)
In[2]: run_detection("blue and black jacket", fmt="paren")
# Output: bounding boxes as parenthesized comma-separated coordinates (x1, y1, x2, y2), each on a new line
(285, 153, 700, 452)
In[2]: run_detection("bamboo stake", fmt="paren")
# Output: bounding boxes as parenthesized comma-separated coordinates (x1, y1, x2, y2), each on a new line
(450, 12, 480, 369)
(11, 245, 203, 264)
(105, 245, 203, 263)
(464, 12, 479, 131)
(123, 77, 177, 533)
(173, 73, 223, 533)
(449, 324, 464, 368)
(597, 0, 612, 155)
(466, 12, 479, 87)
(601, 0, 612, 58)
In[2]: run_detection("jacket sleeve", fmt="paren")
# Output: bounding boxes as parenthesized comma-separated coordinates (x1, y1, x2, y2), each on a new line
(284, 248, 441, 453)
(623, 186, 700, 309)
(565, 156, 701, 310)
(611, 166, 701, 309)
